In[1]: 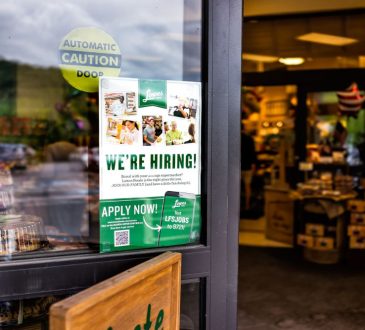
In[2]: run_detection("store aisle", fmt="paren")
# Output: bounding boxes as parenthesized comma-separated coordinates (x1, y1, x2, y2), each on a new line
(238, 247, 365, 330)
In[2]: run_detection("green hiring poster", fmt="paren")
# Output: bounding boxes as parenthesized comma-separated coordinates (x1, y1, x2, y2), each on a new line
(99, 77, 201, 252)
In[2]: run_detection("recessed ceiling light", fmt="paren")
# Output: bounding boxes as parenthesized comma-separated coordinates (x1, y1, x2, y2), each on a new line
(296, 33, 358, 46)
(279, 57, 305, 65)
(242, 53, 279, 63)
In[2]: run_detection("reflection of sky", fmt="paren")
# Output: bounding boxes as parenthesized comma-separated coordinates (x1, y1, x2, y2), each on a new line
(0, 0, 201, 81)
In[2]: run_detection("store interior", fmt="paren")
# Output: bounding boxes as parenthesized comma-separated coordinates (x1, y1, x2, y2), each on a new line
(240, 1, 365, 260)
(239, 1, 365, 329)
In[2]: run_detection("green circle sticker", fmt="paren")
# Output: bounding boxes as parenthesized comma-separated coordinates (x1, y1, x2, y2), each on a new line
(59, 27, 121, 92)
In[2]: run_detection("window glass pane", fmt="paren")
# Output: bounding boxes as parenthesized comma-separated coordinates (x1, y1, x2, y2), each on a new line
(0, 0, 202, 258)
(181, 280, 202, 330)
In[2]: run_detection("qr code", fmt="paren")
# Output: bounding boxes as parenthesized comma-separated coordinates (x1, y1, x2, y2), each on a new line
(114, 230, 130, 247)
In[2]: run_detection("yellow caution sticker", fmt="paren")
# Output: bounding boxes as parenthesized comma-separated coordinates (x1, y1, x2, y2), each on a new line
(59, 27, 121, 92)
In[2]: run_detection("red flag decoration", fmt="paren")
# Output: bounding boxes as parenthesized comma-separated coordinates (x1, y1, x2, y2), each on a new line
(336, 83, 365, 118)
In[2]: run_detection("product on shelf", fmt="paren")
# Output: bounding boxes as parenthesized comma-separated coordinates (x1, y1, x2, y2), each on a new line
(0, 168, 14, 213)
(296, 183, 320, 196)
(0, 215, 48, 255)
(334, 174, 353, 194)
(0, 296, 58, 327)
(297, 171, 356, 197)
(0, 188, 14, 213)
(0, 168, 13, 186)
(348, 200, 365, 249)
(319, 172, 333, 190)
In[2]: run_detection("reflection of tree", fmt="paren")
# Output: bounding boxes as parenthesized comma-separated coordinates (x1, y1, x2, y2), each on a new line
(50, 87, 99, 146)
(0, 59, 100, 153)
(0, 60, 16, 116)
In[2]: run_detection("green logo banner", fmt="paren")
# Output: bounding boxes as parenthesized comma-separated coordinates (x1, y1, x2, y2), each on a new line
(138, 79, 167, 109)
(100, 196, 201, 252)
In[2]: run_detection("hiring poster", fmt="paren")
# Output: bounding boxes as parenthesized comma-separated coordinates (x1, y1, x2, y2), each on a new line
(99, 77, 201, 252)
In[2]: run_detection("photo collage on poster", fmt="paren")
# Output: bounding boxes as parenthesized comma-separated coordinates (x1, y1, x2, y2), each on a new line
(104, 91, 140, 146)
(103, 81, 198, 148)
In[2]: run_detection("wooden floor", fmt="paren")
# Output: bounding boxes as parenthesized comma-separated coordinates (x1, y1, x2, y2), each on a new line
(239, 217, 292, 248)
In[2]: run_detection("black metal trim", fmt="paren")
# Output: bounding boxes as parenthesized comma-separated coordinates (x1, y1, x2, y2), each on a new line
(0, 246, 210, 300)
(207, 0, 241, 329)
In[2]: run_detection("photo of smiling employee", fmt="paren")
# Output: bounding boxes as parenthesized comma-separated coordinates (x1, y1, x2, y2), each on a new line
(143, 117, 156, 146)
(111, 95, 126, 116)
(166, 120, 183, 145)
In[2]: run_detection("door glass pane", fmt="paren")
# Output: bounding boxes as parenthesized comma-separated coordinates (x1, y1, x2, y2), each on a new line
(0, 0, 202, 259)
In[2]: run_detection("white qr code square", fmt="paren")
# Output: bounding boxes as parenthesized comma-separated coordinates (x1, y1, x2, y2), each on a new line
(114, 230, 130, 247)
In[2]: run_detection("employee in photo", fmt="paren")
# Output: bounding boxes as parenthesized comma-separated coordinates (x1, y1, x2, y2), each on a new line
(166, 121, 183, 145)
(143, 117, 156, 146)
(174, 103, 189, 118)
(111, 96, 126, 116)
(184, 123, 195, 144)
(121, 120, 139, 145)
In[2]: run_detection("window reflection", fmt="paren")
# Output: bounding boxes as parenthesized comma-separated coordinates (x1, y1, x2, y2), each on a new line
(0, 0, 201, 80)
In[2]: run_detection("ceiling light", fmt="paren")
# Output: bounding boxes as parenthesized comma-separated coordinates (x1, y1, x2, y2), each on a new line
(279, 57, 305, 65)
(243, 53, 278, 63)
(296, 33, 358, 46)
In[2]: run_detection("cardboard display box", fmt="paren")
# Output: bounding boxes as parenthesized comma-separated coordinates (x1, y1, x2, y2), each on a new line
(297, 234, 314, 248)
(348, 200, 365, 213)
(313, 237, 335, 251)
(349, 236, 365, 249)
(350, 213, 365, 225)
(348, 225, 365, 237)
(305, 223, 325, 237)
(265, 187, 294, 245)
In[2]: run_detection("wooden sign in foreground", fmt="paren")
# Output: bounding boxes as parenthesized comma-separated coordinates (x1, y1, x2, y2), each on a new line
(50, 252, 181, 330)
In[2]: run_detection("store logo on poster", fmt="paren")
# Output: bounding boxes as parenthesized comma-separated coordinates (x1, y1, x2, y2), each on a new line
(172, 199, 187, 209)
(139, 79, 167, 109)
